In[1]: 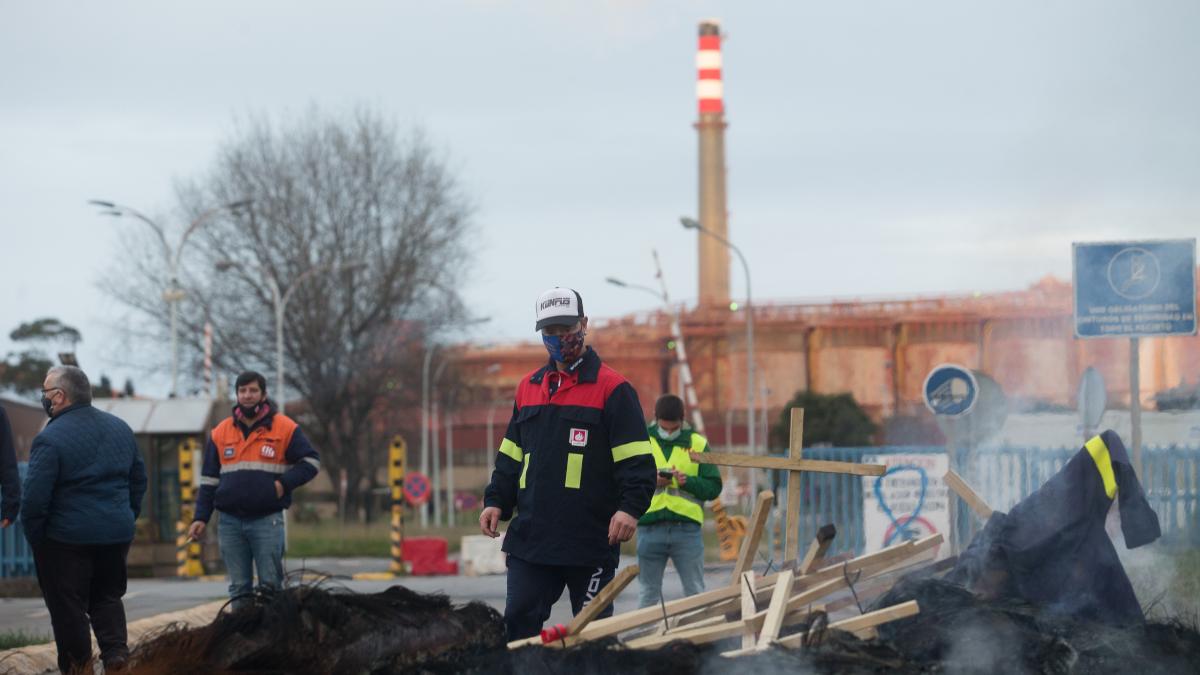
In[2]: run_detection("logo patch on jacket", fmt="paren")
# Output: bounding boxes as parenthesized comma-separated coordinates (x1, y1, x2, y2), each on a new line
(223, 447, 235, 458)
(260, 445, 277, 459)
(569, 428, 588, 447)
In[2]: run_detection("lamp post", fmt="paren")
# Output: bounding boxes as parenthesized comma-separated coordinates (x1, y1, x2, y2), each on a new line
(420, 316, 490, 527)
(484, 363, 502, 454)
(215, 260, 365, 413)
(680, 216, 756, 496)
(431, 358, 450, 527)
(608, 252, 708, 434)
(92, 198, 251, 397)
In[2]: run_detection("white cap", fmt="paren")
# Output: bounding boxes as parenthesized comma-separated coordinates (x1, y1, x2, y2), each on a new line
(534, 287, 584, 332)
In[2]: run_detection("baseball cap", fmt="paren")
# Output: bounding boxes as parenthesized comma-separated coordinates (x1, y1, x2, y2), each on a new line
(534, 287, 585, 331)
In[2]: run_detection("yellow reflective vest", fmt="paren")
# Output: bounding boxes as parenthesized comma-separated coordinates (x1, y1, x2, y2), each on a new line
(644, 432, 709, 524)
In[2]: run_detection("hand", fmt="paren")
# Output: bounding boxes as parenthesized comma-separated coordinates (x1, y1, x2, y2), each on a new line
(608, 510, 637, 545)
(0, 519, 10, 529)
(656, 475, 671, 488)
(275, 481, 284, 499)
(672, 469, 688, 487)
(187, 521, 206, 541)
(480, 506, 501, 538)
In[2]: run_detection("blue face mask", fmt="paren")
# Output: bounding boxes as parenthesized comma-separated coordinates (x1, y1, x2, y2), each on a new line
(542, 329, 585, 364)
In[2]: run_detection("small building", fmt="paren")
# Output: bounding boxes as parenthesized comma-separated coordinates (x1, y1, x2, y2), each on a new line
(95, 397, 224, 576)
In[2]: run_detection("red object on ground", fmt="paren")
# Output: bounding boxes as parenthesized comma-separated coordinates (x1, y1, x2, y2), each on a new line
(401, 537, 458, 576)
(541, 623, 568, 644)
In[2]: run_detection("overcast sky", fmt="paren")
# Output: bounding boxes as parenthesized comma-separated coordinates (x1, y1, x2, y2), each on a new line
(2, 1, 1198, 397)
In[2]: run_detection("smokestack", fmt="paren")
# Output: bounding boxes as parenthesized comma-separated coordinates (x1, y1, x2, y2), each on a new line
(695, 19, 731, 308)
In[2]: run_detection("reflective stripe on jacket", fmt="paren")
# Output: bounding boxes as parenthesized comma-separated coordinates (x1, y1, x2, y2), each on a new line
(645, 433, 708, 524)
(483, 347, 656, 568)
(194, 404, 320, 522)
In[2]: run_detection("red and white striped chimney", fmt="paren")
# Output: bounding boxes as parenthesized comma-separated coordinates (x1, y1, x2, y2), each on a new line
(696, 21, 723, 114)
(694, 19, 731, 308)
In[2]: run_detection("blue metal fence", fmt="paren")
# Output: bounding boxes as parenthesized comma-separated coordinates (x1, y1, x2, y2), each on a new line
(1, 462, 34, 578)
(767, 444, 1200, 561)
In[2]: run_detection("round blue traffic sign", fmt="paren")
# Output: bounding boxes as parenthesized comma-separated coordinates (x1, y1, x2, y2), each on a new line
(403, 472, 432, 505)
(923, 364, 978, 417)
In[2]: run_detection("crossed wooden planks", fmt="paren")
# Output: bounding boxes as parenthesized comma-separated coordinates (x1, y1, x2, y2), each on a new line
(508, 531, 942, 651)
(507, 410, 932, 654)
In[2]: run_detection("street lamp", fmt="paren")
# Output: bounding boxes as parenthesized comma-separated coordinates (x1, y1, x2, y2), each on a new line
(484, 363, 503, 452)
(680, 215, 756, 493)
(92, 198, 252, 397)
(420, 315, 490, 527)
(215, 259, 366, 413)
(605, 276, 661, 300)
(608, 254, 708, 434)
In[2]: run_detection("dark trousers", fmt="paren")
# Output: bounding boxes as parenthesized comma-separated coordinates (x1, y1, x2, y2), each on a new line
(32, 539, 131, 673)
(504, 555, 615, 642)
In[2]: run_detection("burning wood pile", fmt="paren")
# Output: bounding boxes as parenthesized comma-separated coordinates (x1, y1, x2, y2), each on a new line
(118, 428, 1198, 674)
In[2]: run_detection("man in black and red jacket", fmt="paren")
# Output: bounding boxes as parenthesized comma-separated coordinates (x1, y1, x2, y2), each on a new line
(481, 287, 657, 641)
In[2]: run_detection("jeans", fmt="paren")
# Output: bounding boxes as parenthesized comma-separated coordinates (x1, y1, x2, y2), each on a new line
(218, 511, 285, 607)
(503, 555, 615, 642)
(636, 521, 706, 608)
(32, 539, 131, 673)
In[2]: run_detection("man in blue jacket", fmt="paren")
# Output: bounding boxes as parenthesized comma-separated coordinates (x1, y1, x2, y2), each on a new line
(188, 371, 320, 607)
(22, 366, 147, 674)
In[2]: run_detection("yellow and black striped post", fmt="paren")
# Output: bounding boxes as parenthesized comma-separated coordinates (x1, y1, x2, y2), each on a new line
(388, 435, 407, 575)
(176, 437, 205, 577)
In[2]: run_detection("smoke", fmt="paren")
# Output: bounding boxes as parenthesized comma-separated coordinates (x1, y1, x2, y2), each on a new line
(1108, 503, 1200, 621)
(940, 619, 1031, 674)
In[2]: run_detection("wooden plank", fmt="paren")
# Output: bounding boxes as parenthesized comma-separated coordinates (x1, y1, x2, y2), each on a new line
(696, 452, 886, 476)
(721, 604, 825, 657)
(755, 569, 794, 648)
(799, 523, 837, 574)
(784, 408, 805, 562)
(768, 598, 916, 648)
(676, 576, 844, 643)
(772, 600, 920, 649)
(673, 597, 742, 628)
(740, 571, 758, 649)
(778, 603, 827, 629)
(567, 564, 639, 635)
(730, 490, 774, 584)
(569, 566, 789, 642)
(560, 538, 937, 650)
(796, 534, 943, 590)
(945, 469, 994, 520)
(506, 565, 641, 650)
(781, 576, 847, 615)
(625, 614, 765, 650)
(829, 600, 920, 636)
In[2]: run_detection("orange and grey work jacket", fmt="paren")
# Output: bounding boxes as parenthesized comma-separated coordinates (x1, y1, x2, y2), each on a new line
(194, 403, 320, 522)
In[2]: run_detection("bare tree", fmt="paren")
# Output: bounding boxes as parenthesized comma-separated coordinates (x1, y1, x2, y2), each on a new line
(105, 108, 475, 518)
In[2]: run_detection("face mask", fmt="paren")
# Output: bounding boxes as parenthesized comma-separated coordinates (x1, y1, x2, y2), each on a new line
(235, 402, 265, 420)
(41, 395, 54, 418)
(542, 329, 586, 364)
(657, 426, 681, 441)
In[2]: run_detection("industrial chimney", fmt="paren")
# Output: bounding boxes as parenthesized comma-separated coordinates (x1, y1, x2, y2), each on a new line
(695, 19, 731, 308)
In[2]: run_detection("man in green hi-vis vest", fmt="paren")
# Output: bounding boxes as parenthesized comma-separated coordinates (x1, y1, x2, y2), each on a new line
(636, 394, 723, 607)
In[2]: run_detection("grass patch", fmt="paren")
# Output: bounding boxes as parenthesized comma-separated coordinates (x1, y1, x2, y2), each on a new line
(1174, 549, 1200, 593)
(286, 510, 748, 562)
(0, 629, 51, 650)
(285, 519, 485, 559)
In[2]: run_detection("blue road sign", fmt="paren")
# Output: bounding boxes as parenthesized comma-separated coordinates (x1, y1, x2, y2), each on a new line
(1073, 239, 1197, 338)
(923, 364, 978, 417)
